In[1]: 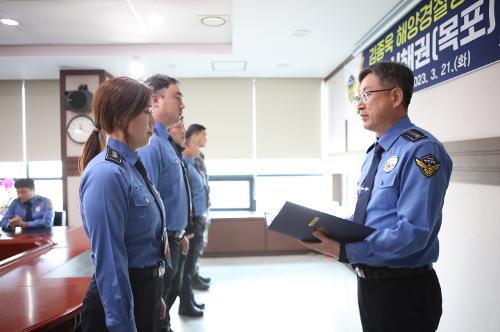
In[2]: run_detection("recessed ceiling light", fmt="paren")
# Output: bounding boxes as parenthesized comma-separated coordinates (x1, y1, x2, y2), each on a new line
(212, 61, 246, 71)
(276, 63, 290, 68)
(0, 18, 20, 26)
(168, 64, 180, 69)
(292, 29, 310, 37)
(200, 15, 227, 27)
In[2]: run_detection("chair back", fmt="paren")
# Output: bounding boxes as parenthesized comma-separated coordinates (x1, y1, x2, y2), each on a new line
(53, 210, 67, 226)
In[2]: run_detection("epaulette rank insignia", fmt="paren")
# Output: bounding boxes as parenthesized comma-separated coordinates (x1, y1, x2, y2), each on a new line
(402, 129, 427, 142)
(105, 147, 122, 165)
(415, 154, 440, 178)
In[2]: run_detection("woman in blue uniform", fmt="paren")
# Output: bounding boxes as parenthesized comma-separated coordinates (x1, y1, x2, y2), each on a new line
(79, 77, 168, 332)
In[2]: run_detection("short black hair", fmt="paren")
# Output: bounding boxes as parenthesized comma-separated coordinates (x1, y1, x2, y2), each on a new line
(14, 178, 35, 190)
(359, 61, 414, 108)
(186, 124, 206, 140)
(143, 74, 179, 92)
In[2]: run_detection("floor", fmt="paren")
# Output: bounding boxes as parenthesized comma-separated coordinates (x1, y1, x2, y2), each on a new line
(169, 254, 362, 332)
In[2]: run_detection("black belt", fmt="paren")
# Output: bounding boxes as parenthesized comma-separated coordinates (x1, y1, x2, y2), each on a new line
(129, 261, 165, 279)
(355, 264, 433, 279)
(167, 230, 185, 239)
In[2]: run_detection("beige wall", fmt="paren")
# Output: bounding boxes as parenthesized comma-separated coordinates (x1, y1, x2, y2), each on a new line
(178, 78, 323, 159)
(25, 80, 61, 160)
(438, 182, 500, 331)
(256, 78, 322, 158)
(181, 78, 253, 159)
(0, 80, 62, 162)
(411, 62, 500, 142)
(0, 81, 23, 161)
(67, 176, 82, 227)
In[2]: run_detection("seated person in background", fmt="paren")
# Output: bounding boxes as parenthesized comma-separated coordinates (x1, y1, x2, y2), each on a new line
(0, 178, 54, 231)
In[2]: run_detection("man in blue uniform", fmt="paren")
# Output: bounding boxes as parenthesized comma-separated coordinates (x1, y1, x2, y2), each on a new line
(178, 125, 212, 316)
(139, 74, 199, 331)
(0, 178, 54, 231)
(188, 124, 212, 290)
(301, 61, 452, 332)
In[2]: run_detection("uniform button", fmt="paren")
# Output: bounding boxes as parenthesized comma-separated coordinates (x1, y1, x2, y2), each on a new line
(146, 198, 150, 204)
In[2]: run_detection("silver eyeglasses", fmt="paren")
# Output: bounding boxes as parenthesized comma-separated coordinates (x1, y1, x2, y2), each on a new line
(353, 87, 395, 104)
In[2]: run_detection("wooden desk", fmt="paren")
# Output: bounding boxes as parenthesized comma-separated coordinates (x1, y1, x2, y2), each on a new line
(0, 227, 91, 332)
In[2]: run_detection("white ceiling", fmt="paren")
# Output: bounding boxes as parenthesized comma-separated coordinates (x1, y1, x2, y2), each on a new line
(0, 0, 418, 80)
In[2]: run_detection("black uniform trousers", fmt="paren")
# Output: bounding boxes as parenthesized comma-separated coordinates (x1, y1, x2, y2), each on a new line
(80, 272, 163, 332)
(193, 218, 208, 277)
(357, 268, 442, 332)
(179, 217, 206, 307)
(161, 236, 185, 332)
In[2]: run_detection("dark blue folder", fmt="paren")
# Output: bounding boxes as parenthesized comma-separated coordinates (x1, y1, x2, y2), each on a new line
(267, 201, 374, 243)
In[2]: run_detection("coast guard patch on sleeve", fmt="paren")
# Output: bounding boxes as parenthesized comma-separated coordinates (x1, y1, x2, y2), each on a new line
(105, 147, 122, 165)
(415, 154, 441, 178)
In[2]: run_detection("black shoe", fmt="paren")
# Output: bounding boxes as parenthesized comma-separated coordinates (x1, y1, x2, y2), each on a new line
(197, 275, 211, 284)
(193, 300, 205, 310)
(192, 277, 210, 291)
(178, 305, 204, 317)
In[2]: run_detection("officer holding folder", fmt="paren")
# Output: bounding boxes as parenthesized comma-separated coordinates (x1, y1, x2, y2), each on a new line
(301, 61, 452, 332)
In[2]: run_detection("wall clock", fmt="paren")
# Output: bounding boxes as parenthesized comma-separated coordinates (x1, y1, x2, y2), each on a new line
(67, 115, 94, 144)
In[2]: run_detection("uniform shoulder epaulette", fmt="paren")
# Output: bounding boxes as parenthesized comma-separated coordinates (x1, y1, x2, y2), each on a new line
(401, 128, 427, 142)
(105, 147, 123, 165)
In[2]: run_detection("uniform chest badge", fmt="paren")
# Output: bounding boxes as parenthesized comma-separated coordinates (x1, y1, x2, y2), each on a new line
(415, 154, 441, 178)
(383, 156, 398, 173)
(35, 205, 41, 212)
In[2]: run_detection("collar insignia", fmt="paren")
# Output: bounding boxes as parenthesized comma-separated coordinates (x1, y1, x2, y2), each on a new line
(383, 156, 398, 173)
(105, 147, 123, 165)
(402, 129, 427, 142)
(415, 154, 441, 178)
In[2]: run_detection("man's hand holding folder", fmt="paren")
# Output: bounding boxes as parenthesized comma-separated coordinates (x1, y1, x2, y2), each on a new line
(300, 229, 342, 259)
(266, 201, 375, 259)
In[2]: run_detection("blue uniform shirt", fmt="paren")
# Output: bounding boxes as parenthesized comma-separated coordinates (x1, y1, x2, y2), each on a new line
(0, 194, 54, 230)
(346, 116, 452, 268)
(80, 138, 165, 332)
(184, 156, 208, 217)
(138, 122, 188, 232)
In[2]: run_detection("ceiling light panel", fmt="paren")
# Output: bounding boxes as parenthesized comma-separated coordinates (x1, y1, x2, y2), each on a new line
(0, 18, 20, 26)
(212, 61, 247, 71)
(200, 15, 228, 27)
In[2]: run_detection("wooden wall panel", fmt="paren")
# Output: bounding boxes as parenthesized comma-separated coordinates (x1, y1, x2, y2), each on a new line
(204, 217, 309, 256)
